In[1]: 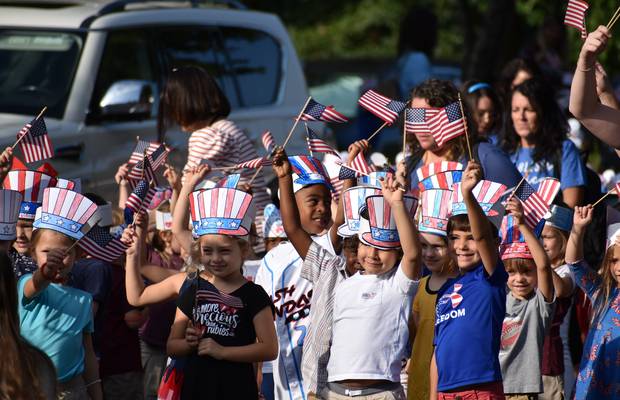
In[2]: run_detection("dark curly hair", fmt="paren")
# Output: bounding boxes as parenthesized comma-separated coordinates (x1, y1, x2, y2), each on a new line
(408, 79, 477, 161)
(500, 78, 568, 162)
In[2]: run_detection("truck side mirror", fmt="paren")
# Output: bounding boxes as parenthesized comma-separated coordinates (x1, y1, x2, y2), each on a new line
(97, 80, 156, 121)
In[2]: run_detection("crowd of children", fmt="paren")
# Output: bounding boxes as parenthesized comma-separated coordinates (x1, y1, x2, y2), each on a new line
(1, 22, 620, 400)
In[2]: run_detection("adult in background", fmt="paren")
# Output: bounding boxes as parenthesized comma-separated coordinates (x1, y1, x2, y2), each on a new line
(569, 26, 620, 149)
(0, 252, 56, 399)
(158, 66, 270, 247)
(501, 78, 586, 208)
(462, 80, 504, 146)
(406, 79, 522, 189)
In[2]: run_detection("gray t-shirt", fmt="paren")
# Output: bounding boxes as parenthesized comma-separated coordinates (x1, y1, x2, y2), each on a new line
(499, 289, 555, 394)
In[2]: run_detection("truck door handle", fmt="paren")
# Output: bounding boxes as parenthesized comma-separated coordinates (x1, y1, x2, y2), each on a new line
(55, 143, 84, 161)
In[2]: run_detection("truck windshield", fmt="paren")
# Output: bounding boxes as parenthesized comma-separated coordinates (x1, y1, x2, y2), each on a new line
(0, 30, 83, 119)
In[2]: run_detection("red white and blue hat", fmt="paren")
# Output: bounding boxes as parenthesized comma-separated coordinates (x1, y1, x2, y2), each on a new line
(359, 194, 417, 250)
(263, 203, 286, 239)
(0, 189, 23, 240)
(499, 214, 545, 260)
(289, 155, 332, 193)
(358, 171, 393, 188)
(56, 178, 81, 193)
(450, 180, 507, 218)
(606, 207, 620, 249)
(545, 205, 573, 232)
(3, 170, 57, 220)
(338, 186, 381, 237)
(189, 188, 255, 237)
(418, 189, 452, 236)
(416, 162, 463, 192)
(33, 188, 100, 241)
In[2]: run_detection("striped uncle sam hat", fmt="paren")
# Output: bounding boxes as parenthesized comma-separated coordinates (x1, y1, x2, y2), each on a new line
(0, 189, 23, 240)
(3, 170, 57, 220)
(359, 194, 417, 250)
(338, 186, 381, 237)
(262, 203, 286, 239)
(418, 189, 452, 236)
(450, 180, 507, 218)
(499, 214, 545, 260)
(189, 188, 255, 237)
(288, 155, 332, 193)
(33, 188, 100, 241)
(416, 161, 463, 191)
(358, 171, 393, 188)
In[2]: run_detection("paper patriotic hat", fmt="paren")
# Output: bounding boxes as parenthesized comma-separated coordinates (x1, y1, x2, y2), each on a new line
(418, 189, 452, 236)
(289, 155, 332, 193)
(189, 188, 255, 237)
(0, 190, 23, 240)
(56, 178, 81, 193)
(606, 207, 620, 249)
(416, 161, 463, 191)
(450, 180, 507, 228)
(358, 171, 393, 188)
(545, 205, 573, 232)
(33, 188, 100, 241)
(156, 211, 173, 231)
(338, 186, 382, 237)
(262, 203, 286, 239)
(499, 214, 545, 260)
(359, 194, 417, 250)
(3, 170, 57, 219)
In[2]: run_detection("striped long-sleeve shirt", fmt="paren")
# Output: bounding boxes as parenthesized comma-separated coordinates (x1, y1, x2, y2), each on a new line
(183, 119, 270, 245)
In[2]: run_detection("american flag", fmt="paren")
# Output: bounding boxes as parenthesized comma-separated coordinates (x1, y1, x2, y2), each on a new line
(300, 99, 348, 123)
(514, 180, 550, 229)
(215, 173, 241, 189)
(338, 164, 360, 180)
(79, 224, 128, 263)
(128, 144, 168, 181)
(564, 0, 589, 39)
(128, 140, 160, 165)
(330, 175, 344, 201)
(427, 102, 466, 147)
(17, 118, 54, 163)
(234, 157, 272, 169)
(262, 130, 276, 152)
(124, 179, 156, 225)
(306, 128, 339, 156)
(358, 90, 406, 125)
(405, 107, 439, 135)
(537, 178, 561, 205)
(349, 152, 374, 175)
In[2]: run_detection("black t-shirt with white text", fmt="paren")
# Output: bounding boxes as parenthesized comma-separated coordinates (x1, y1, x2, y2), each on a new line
(177, 277, 273, 399)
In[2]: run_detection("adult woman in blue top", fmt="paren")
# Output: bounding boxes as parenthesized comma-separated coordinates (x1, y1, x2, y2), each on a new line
(406, 79, 522, 190)
(501, 78, 586, 208)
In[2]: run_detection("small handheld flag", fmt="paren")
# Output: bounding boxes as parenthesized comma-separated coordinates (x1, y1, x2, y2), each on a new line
(306, 127, 339, 156)
(358, 90, 406, 125)
(79, 224, 128, 263)
(124, 180, 156, 225)
(564, 0, 589, 38)
(300, 99, 348, 123)
(16, 117, 54, 163)
(128, 139, 161, 165)
(261, 130, 275, 153)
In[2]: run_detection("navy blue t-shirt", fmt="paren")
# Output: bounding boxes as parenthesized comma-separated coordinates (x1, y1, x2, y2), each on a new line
(434, 262, 508, 392)
(409, 142, 522, 189)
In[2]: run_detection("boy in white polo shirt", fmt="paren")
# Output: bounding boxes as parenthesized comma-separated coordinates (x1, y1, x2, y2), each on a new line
(272, 147, 421, 399)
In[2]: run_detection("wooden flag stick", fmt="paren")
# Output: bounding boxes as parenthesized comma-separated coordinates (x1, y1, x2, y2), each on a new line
(457, 93, 473, 161)
(592, 189, 616, 208)
(64, 237, 82, 255)
(402, 116, 408, 157)
(247, 165, 263, 186)
(12, 106, 47, 149)
(282, 96, 312, 149)
(607, 5, 620, 29)
(367, 121, 389, 141)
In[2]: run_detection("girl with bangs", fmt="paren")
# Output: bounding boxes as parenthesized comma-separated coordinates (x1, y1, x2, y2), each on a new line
(565, 205, 620, 399)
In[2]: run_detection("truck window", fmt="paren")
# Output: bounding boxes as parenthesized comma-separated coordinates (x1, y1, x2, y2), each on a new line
(88, 29, 158, 121)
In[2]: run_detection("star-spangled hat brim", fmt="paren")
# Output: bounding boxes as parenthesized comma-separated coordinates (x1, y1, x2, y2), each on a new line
(360, 232, 401, 250)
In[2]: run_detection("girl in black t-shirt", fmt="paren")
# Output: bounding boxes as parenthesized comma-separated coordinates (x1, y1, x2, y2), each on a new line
(123, 176, 277, 400)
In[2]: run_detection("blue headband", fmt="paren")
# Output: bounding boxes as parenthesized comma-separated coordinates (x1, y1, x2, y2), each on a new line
(467, 82, 491, 94)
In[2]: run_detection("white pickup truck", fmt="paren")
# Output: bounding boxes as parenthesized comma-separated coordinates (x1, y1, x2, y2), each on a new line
(0, 0, 314, 195)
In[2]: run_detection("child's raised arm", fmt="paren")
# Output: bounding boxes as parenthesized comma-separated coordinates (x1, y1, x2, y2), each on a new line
(507, 198, 554, 302)
(462, 161, 499, 275)
(164, 164, 182, 215)
(172, 164, 210, 255)
(115, 163, 131, 209)
(566, 205, 593, 264)
(272, 147, 313, 260)
(0, 146, 13, 183)
(380, 175, 421, 280)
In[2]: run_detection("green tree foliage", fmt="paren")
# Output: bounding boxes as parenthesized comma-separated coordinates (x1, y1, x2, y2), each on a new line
(245, 0, 620, 76)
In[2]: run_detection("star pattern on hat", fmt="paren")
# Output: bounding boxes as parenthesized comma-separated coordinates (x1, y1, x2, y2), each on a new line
(24, 205, 30, 211)
(56, 219, 63, 226)
(231, 222, 237, 227)
(3, 226, 10, 233)
(70, 224, 77, 230)
(42, 215, 49, 221)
